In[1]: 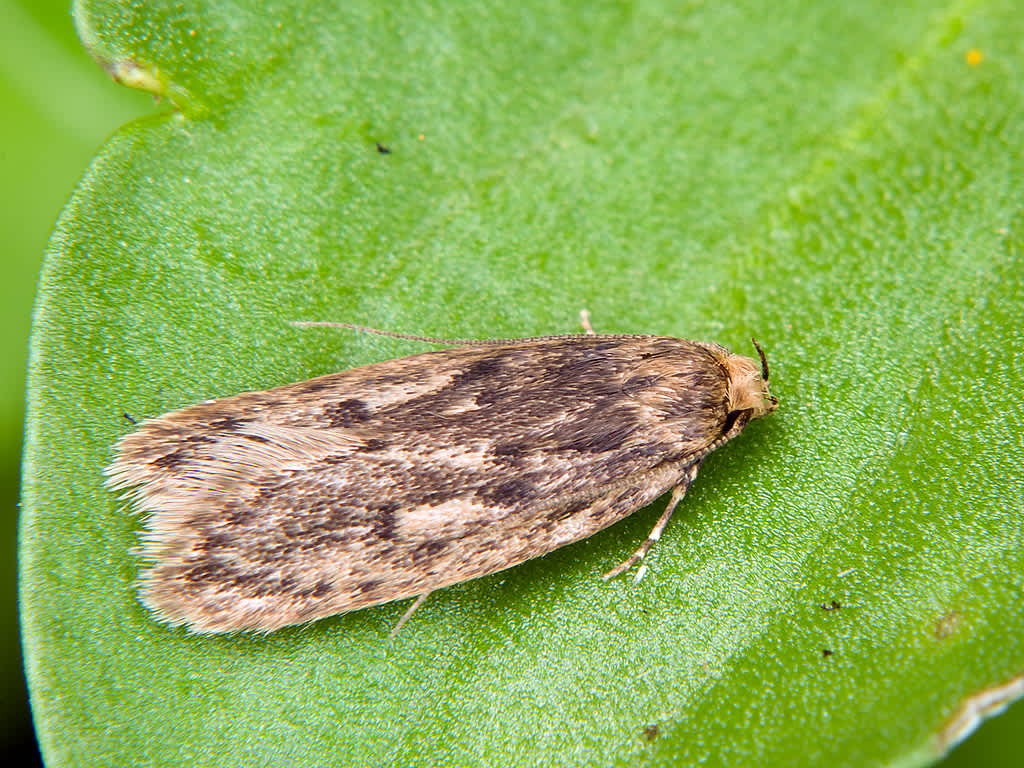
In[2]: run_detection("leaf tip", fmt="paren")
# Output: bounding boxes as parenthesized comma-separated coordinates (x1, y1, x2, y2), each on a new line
(937, 673, 1024, 753)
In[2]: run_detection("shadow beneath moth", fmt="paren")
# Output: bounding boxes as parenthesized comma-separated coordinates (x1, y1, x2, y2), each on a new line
(106, 318, 778, 634)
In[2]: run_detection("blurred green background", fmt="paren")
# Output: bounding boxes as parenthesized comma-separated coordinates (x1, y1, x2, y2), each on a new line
(3, 0, 157, 761)
(5, 0, 1021, 764)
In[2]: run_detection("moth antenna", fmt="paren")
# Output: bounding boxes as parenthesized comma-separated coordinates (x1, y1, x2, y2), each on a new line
(290, 321, 489, 346)
(751, 338, 770, 382)
(291, 321, 627, 346)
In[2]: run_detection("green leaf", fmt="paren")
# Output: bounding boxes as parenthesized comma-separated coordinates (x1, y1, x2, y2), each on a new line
(21, 1, 1024, 766)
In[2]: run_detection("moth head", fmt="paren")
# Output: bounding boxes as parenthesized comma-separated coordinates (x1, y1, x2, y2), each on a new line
(722, 339, 778, 420)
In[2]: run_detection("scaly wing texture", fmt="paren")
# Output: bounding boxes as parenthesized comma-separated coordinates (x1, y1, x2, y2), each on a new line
(107, 335, 734, 632)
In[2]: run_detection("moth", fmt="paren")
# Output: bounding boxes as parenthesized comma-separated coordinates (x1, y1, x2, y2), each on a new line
(107, 319, 778, 634)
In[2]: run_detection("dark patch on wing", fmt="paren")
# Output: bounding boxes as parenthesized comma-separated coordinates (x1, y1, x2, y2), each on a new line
(323, 398, 373, 427)
(357, 578, 382, 593)
(548, 496, 592, 522)
(420, 488, 465, 507)
(413, 539, 448, 560)
(151, 449, 189, 469)
(182, 562, 224, 585)
(207, 415, 246, 431)
(253, 478, 290, 504)
(463, 355, 505, 382)
(295, 377, 333, 394)
(552, 420, 637, 453)
(371, 503, 399, 540)
(479, 477, 533, 506)
(150, 433, 216, 468)
(197, 532, 233, 551)
(490, 441, 524, 457)
(223, 500, 255, 526)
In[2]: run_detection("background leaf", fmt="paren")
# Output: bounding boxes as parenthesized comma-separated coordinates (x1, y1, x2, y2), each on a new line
(19, 0, 1023, 765)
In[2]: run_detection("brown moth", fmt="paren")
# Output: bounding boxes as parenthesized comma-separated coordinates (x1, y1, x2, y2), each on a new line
(106, 322, 777, 634)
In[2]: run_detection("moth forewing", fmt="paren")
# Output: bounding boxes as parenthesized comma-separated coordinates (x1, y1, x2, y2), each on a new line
(106, 333, 777, 634)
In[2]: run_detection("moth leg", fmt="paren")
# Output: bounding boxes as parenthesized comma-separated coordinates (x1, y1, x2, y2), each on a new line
(602, 474, 694, 581)
(389, 591, 432, 639)
(579, 309, 595, 335)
